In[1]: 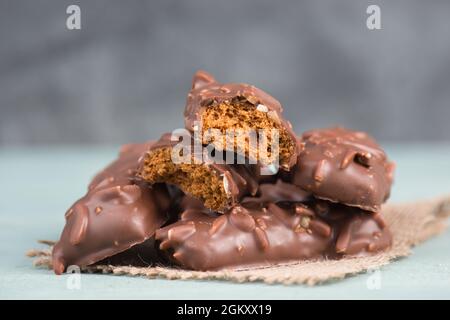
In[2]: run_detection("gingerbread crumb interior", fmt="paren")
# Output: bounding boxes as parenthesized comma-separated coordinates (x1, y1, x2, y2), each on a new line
(201, 102, 295, 168)
(139, 147, 229, 211)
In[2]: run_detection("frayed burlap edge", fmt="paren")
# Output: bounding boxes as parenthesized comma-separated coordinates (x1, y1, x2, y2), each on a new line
(27, 195, 450, 286)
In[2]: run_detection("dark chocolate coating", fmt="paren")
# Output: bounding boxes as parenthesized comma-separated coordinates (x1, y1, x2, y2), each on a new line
(312, 200, 392, 256)
(52, 142, 171, 274)
(293, 127, 395, 212)
(155, 201, 334, 271)
(155, 189, 392, 271)
(184, 70, 298, 168)
(335, 213, 392, 255)
(242, 179, 311, 205)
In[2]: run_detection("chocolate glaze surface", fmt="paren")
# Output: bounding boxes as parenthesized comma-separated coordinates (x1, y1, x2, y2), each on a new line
(336, 213, 392, 255)
(52, 142, 171, 274)
(184, 70, 298, 168)
(155, 201, 334, 270)
(155, 191, 392, 271)
(242, 179, 311, 204)
(293, 127, 395, 212)
(312, 200, 393, 256)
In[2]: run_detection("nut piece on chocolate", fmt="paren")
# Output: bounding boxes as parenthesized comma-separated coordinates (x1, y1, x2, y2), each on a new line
(335, 212, 392, 256)
(293, 127, 395, 212)
(155, 191, 392, 271)
(184, 70, 298, 171)
(312, 200, 393, 256)
(52, 142, 171, 275)
(137, 133, 260, 212)
(155, 200, 334, 271)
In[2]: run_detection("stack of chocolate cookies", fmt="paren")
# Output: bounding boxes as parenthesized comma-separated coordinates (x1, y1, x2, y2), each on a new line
(52, 71, 395, 274)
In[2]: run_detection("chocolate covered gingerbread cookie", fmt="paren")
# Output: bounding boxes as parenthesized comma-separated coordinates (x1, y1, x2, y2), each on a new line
(184, 70, 298, 171)
(293, 127, 395, 211)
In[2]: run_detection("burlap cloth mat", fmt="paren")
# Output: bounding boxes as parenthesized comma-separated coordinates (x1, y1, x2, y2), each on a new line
(28, 195, 450, 285)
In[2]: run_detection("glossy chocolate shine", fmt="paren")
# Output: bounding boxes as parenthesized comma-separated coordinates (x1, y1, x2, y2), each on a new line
(155, 191, 392, 271)
(155, 202, 333, 271)
(185, 71, 285, 125)
(313, 200, 393, 256)
(293, 127, 395, 212)
(52, 142, 171, 274)
(242, 179, 311, 204)
(184, 70, 298, 168)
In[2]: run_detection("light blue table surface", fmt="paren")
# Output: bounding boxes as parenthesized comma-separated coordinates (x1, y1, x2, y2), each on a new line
(1, 144, 450, 300)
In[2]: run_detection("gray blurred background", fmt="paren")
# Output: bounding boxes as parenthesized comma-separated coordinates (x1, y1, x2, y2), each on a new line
(1, 0, 449, 146)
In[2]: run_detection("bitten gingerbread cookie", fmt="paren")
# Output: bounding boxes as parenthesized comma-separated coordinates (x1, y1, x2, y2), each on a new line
(137, 132, 262, 212)
(293, 127, 395, 212)
(184, 70, 298, 171)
